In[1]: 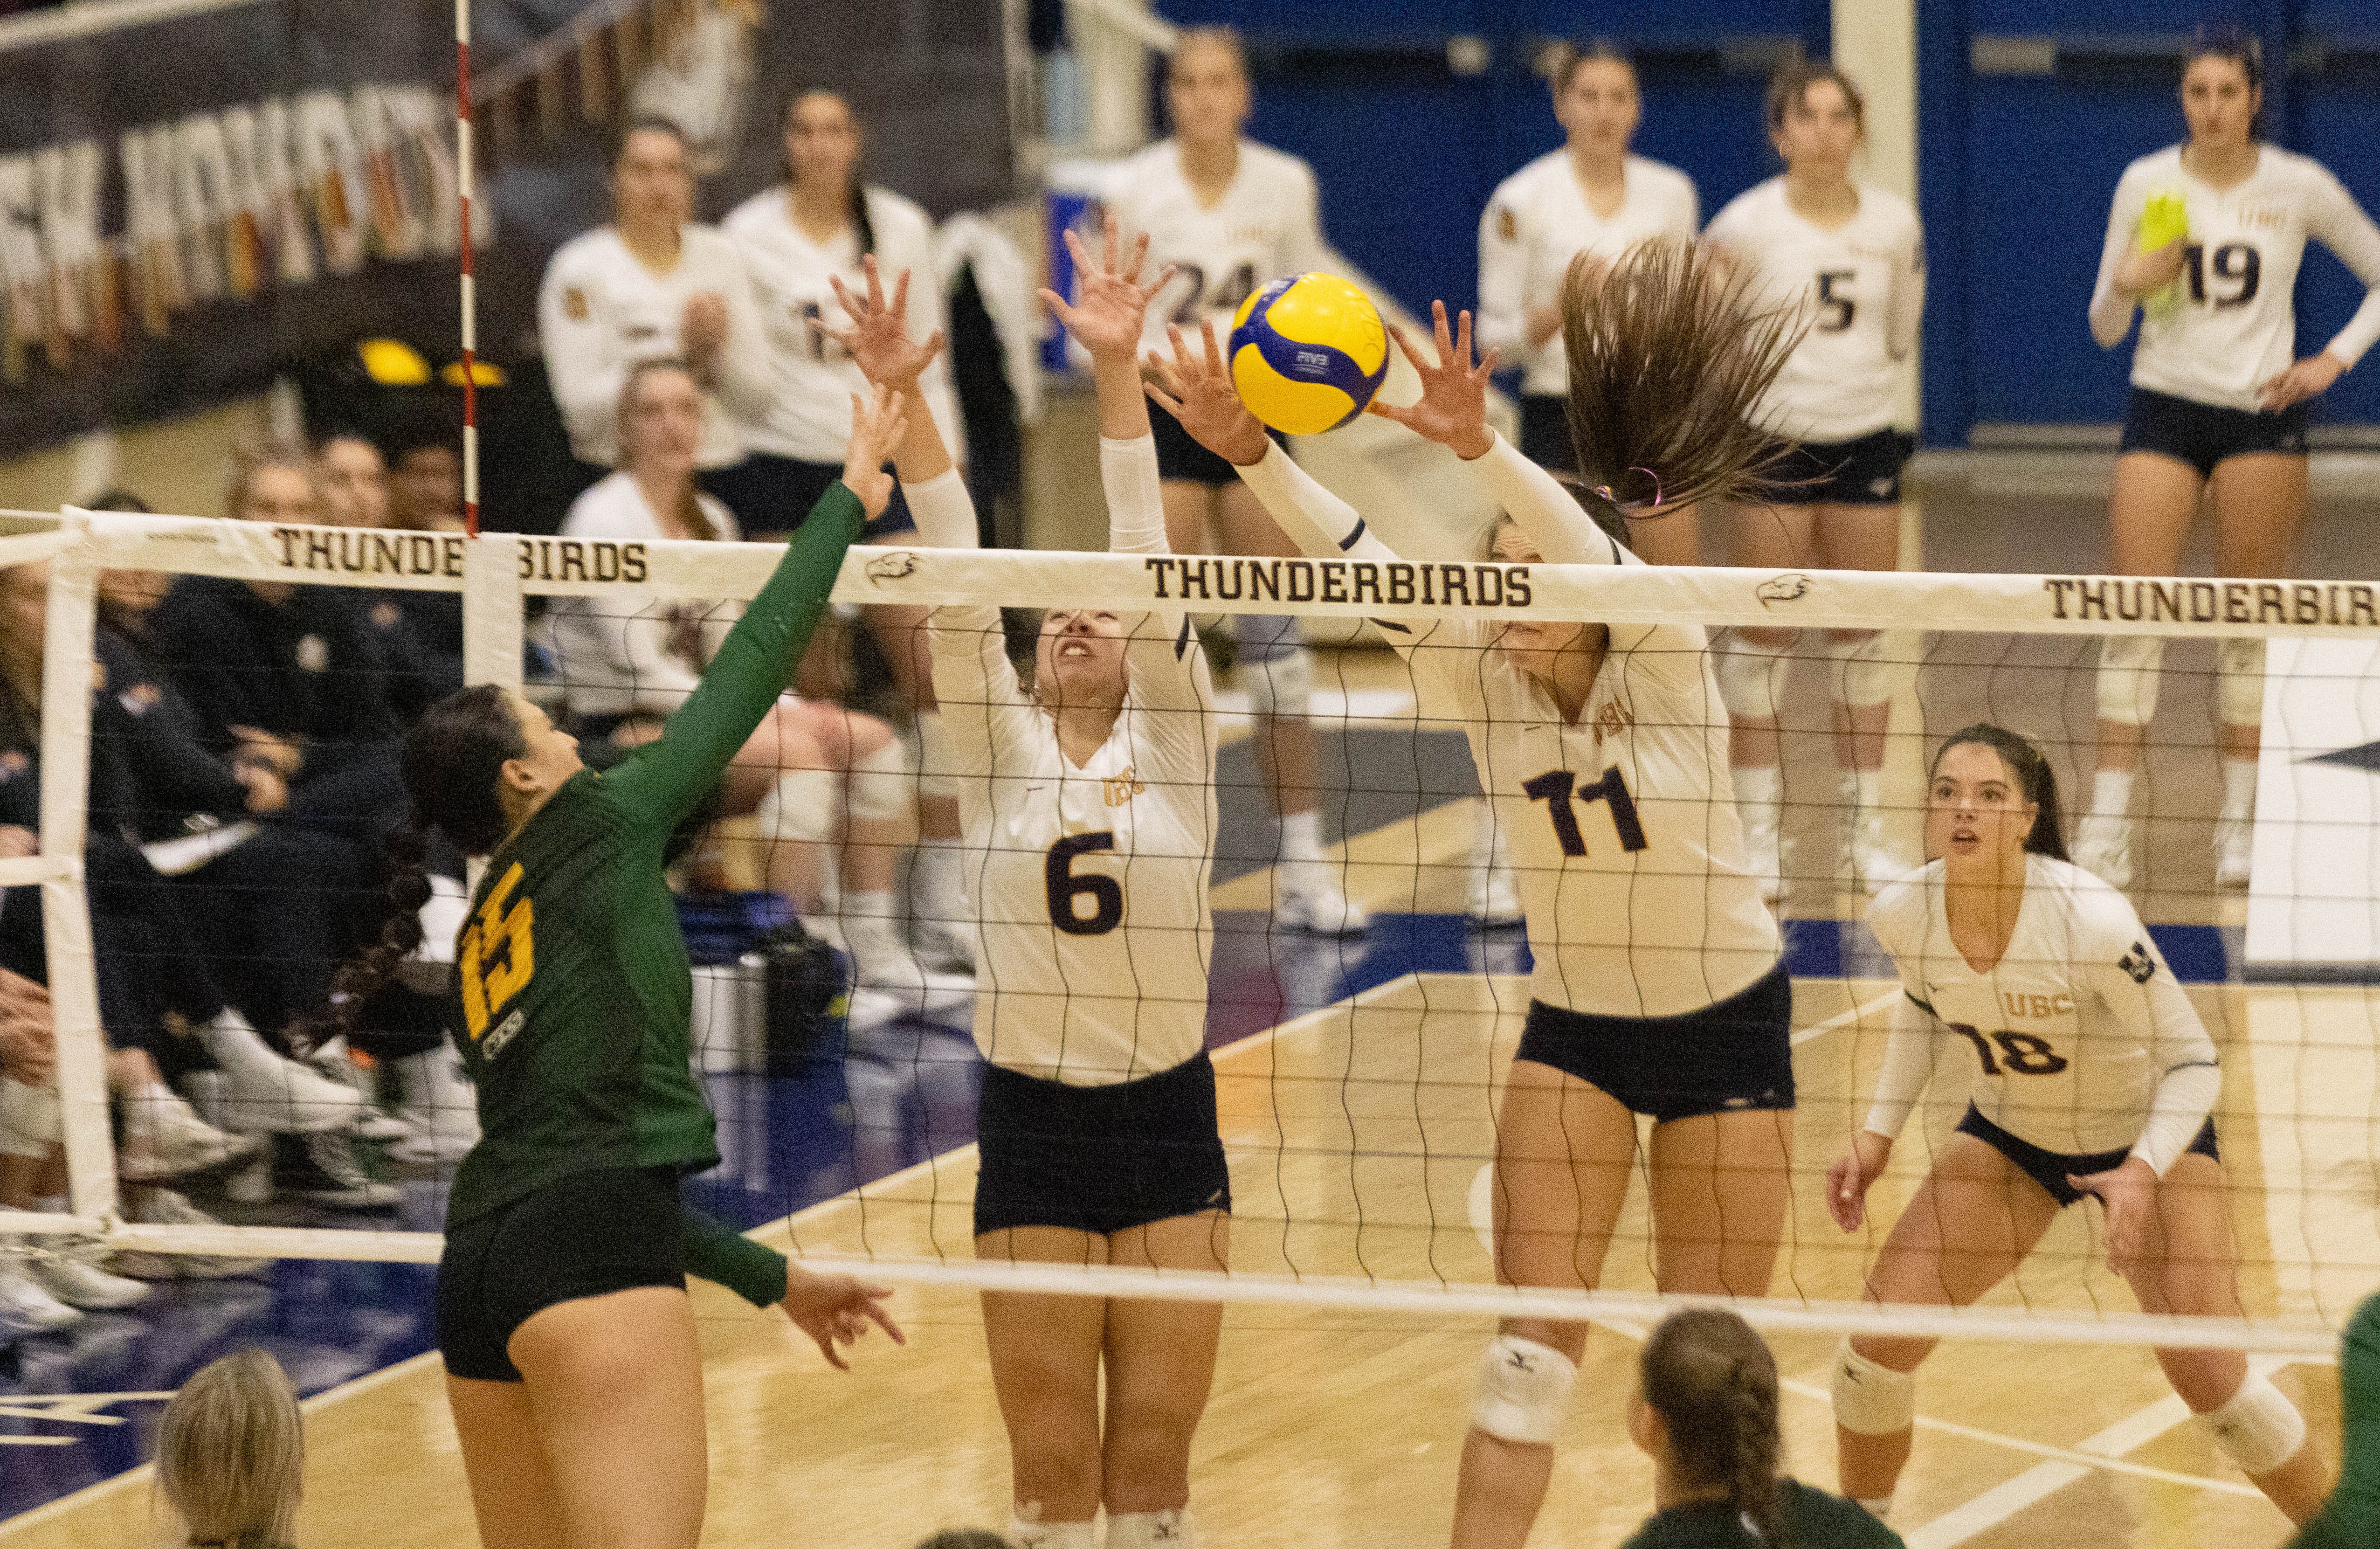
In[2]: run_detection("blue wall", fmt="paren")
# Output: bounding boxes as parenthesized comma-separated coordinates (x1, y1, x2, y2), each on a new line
(1146, 1, 2380, 443)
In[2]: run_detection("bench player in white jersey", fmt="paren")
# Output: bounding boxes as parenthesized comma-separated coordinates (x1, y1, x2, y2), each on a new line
(1827, 724, 2326, 1527)
(1100, 26, 1364, 936)
(538, 118, 773, 484)
(2074, 28, 2380, 892)
(839, 229, 1226, 1549)
(1154, 243, 1798, 1549)
(724, 87, 976, 975)
(1477, 41, 1699, 565)
(1702, 62, 1925, 900)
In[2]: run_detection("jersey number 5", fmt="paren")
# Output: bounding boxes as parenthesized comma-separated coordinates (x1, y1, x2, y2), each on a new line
(460, 862, 535, 1039)
(1047, 832, 1124, 936)
(1949, 1023, 2070, 1077)
(1521, 767, 1649, 857)
(1815, 270, 1856, 332)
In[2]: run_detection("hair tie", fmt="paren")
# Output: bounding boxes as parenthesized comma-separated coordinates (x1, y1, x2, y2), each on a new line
(1595, 466, 1665, 512)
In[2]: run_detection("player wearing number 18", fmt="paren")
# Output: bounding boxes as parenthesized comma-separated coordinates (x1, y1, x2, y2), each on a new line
(840, 226, 1226, 1549)
(1826, 725, 2325, 1528)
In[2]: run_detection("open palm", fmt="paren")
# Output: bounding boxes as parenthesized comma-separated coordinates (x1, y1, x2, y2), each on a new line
(1041, 216, 1173, 360)
(1368, 301, 1498, 460)
(1146, 319, 1271, 467)
(828, 256, 945, 391)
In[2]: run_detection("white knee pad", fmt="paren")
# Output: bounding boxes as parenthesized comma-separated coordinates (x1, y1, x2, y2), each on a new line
(1106, 1508, 1195, 1549)
(844, 741, 913, 825)
(0, 1077, 60, 1156)
(1715, 632, 1792, 722)
(1831, 1340, 1917, 1436)
(2216, 636, 2266, 729)
(755, 769, 839, 845)
(2096, 635, 2166, 726)
(1471, 1334, 1578, 1445)
(1239, 627, 1313, 721)
(913, 709, 959, 803)
(1825, 632, 1895, 711)
(2198, 1372, 2306, 1475)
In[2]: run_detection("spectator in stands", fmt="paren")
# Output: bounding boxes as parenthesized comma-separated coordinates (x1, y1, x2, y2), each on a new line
(543, 360, 960, 1014)
(156, 1348, 305, 1549)
(339, 422, 465, 719)
(539, 116, 771, 496)
(317, 430, 393, 531)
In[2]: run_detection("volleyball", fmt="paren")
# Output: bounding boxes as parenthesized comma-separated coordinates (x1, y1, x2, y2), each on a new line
(1227, 273, 1390, 436)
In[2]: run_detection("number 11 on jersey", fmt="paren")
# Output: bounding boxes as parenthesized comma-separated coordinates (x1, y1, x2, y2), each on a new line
(1521, 768, 1649, 857)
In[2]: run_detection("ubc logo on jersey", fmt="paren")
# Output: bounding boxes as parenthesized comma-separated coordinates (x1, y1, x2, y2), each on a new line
(1592, 700, 1634, 747)
(2004, 992, 2076, 1019)
(1495, 206, 1518, 243)
(2118, 941, 2157, 984)
(1101, 767, 1147, 808)
(1756, 573, 1812, 607)
(562, 286, 589, 321)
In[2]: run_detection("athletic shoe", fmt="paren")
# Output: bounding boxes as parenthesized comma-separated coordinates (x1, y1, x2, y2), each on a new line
(843, 916, 974, 1015)
(309, 1037, 416, 1142)
(0, 1259, 81, 1334)
(1276, 884, 1370, 937)
(2074, 813, 2135, 892)
(110, 1189, 266, 1280)
(272, 1131, 399, 1210)
(117, 1086, 266, 1182)
(1465, 860, 1525, 928)
(385, 1048, 479, 1168)
(22, 1246, 152, 1310)
(910, 911, 977, 976)
(199, 1019, 364, 1135)
(2215, 817, 2255, 889)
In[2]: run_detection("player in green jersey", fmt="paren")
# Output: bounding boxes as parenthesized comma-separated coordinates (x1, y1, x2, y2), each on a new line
(323, 386, 910, 1549)
(2289, 1291, 2376, 1549)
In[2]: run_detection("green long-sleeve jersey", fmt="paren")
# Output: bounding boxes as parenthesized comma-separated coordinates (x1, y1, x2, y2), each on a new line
(2292, 1292, 2380, 1549)
(441, 483, 863, 1305)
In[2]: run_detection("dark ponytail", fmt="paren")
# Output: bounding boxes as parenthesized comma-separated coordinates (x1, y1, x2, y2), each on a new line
(1642, 1309, 1791, 1547)
(1642, 1309, 1790, 1547)
(1560, 239, 1799, 514)
(2184, 23, 2265, 139)
(298, 685, 525, 1041)
(1930, 722, 2068, 860)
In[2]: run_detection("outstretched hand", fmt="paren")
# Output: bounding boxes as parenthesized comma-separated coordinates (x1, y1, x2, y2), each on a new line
(1145, 320, 1271, 468)
(779, 1266, 905, 1370)
(1367, 301, 1498, 460)
(840, 383, 907, 519)
(828, 256, 946, 393)
(1040, 215, 1174, 360)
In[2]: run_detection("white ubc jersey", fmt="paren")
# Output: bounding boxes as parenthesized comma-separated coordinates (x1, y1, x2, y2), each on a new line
(2090, 145, 2380, 414)
(1101, 139, 1328, 352)
(906, 446, 1217, 1087)
(1238, 436, 1780, 1019)
(1864, 855, 2222, 1175)
(724, 186, 959, 465)
(1476, 152, 1700, 394)
(1702, 179, 1925, 443)
(537, 224, 773, 469)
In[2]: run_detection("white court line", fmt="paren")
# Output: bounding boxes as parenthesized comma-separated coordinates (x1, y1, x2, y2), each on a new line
(1795, 987, 1902, 1045)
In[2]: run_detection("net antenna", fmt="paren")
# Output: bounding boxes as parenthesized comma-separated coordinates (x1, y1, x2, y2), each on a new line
(455, 0, 480, 538)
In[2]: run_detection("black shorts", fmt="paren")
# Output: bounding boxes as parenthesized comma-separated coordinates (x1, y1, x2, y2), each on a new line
(1957, 1104, 2220, 1209)
(1150, 399, 1284, 487)
(1513, 963, 1795, 1123)
(2119, 386, 2309, 480)
(973, 1050, 1231, 1237)
(1765, 428, 1915, 506)
(699, 452, 917, 540)
(436, 1166, 685, 1383)
(1518, 393, 1574, 471)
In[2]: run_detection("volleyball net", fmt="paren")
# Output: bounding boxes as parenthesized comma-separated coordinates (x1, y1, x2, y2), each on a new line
(5, 502, 2378, 1357)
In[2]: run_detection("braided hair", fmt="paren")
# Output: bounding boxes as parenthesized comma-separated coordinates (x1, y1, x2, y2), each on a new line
(1930, 723, 2069, 861)
(1640, 1308, 1792, 1548)
(300, 685, 525, 1043)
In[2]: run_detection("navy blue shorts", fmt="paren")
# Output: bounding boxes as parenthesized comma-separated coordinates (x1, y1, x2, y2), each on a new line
(2119, 386, 2308, 480)
(1150, 400, 1284, 487)
(1957, 1104, 2220, 1208)
(1514, 963, 1796, 1123)
(436, 1166, 685, 1383)
(1518, 393, 1575, 472)
(701, 452, 918, 540)
(974, 1050, 1231, 1237)
(1764, 428, 1914, 506)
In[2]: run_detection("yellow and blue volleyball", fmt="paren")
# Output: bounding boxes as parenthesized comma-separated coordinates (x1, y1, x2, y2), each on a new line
(1228, 274, 1389, 436)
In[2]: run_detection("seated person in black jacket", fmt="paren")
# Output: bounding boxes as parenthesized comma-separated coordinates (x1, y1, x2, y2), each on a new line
(143, 445, 408, 843)
(318, 427, 463, 722)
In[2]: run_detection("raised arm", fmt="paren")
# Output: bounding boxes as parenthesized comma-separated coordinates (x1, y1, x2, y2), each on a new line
(603, 388, 903, 828)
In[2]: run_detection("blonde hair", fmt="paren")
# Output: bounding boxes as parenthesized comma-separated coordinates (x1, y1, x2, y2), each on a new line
(224, 440, 323, 523)
(615, 359, 727, 542)
(156, 1348, 304, 1549)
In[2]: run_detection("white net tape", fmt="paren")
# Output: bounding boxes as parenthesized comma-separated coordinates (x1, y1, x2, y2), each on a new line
(7, 505, 2377, 1355)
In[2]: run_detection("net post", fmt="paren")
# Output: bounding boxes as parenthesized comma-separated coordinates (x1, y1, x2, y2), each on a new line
(40, 510, 115, 1223)
(462, 531, 524, 694)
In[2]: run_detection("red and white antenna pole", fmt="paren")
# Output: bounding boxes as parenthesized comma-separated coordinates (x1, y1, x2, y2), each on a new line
(454, 0, 480, 537)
